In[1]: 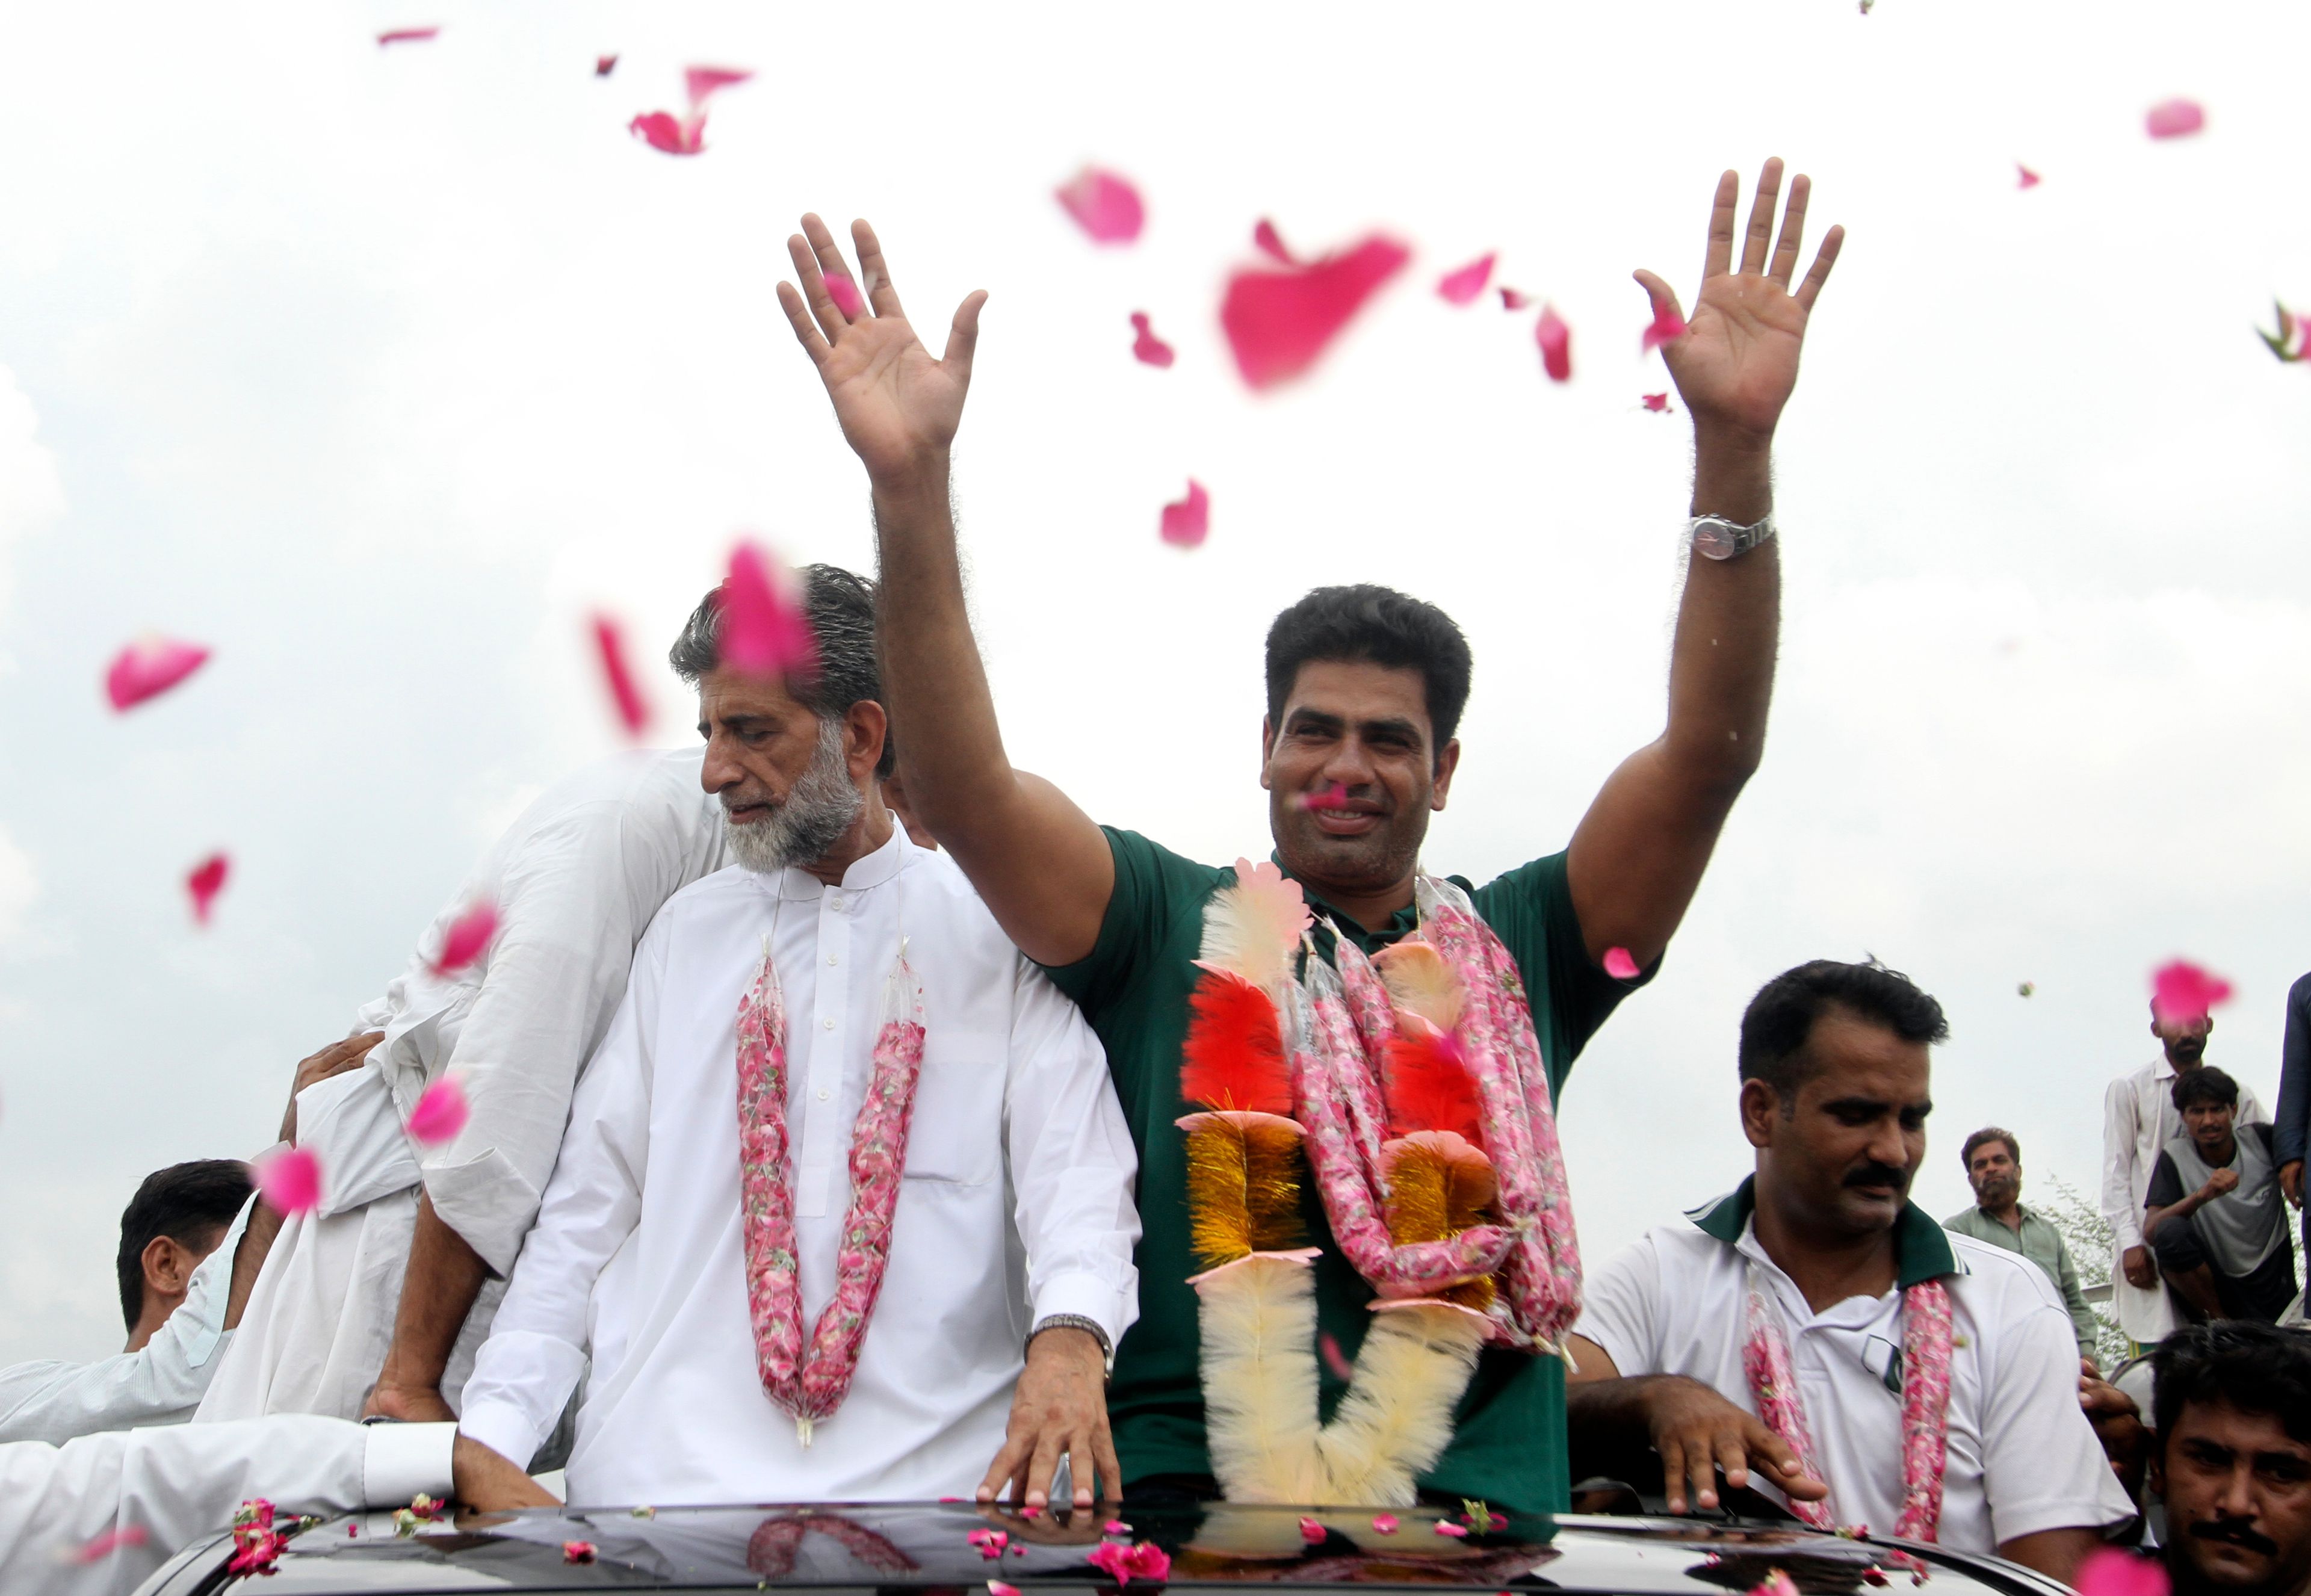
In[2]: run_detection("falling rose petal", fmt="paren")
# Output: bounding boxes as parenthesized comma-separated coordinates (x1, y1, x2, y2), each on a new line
(1603, 946, 1640, 981)
(1297, 783, 1352, 814)
(75, 1527, 149, 1564)
(1252, 218, 1297, 265)
(595, 54, 619, 76)
(2075, 1548, 2170, 1596)
(1640, 297, 1687, 353)
(2258, 300, 2307, 363)
(1498, 286, 1531, 311)
(1434, 1520, 1468, 1538)
(105, 636, 211, 711)
(2152, 959, 2234, 1025)
(685, 66, 753, 107)
(254, 1146, 322, 1217)
(823, 271, 865, 318)
(1371, 1515, 1400, 1535)
(431, 900, 500, 977)
(723, 541, 820, 678)
(592, 614, 652, 737)
(1220, 235, 1412, 389)
(1317, 1329, 1355, 1378)
(628, 111, 695, 155)
(1642, 392, 1670, 413)
(2017, 163, 2041, 189)
(407, 1077, 469, 1146)
(377, 26, 440, 46)
(1159, 480, 1210, 549)
(1299, 1518, 1326, 1544)
(1130, 312, 1176, 368)
(2145, 98, 2206, 139)
(1054, 167, 1145, 245)
(1535, 304, 1572, 383)
(185, 853, 229, 926)
(563, 1541, 598, 1565)
(1436, 253, 1496, 306)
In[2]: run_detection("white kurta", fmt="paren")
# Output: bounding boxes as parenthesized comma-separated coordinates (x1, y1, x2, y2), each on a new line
(0, 1196, 252, 1445)
(200, 748, 727, 1423)
(0, 1416, 451, 1596)
(2101, 1057, 2269, 1342)
(456, 831, 1142, 1504)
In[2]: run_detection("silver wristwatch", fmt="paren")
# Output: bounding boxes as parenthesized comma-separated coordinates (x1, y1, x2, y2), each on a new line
(1688, 511, 1777, 561)
(1029, 1313, 1115, 1376)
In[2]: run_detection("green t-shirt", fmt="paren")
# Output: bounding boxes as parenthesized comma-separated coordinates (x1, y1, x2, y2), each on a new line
(1041, 829, 1641, 1513)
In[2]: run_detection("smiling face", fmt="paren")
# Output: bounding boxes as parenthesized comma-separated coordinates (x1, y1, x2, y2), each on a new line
(1261, 659, 1460, 902)
(2156, 1399, 2311, 1596)
(1744, 1008, 1933, 1242)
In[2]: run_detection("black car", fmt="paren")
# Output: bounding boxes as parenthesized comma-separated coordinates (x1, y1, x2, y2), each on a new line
(130, 1499, 2076, 1596)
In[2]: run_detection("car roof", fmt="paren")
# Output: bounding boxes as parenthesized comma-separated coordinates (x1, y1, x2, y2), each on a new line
(147, 1500, 2071, 1595)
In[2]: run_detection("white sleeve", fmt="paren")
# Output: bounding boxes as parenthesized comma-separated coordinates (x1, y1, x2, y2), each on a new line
(2103, 1076, 2144, 1251)
(1004, 959, 1142, 1352)
(1570, 1234, 1664, 1378)
(0, 1417, 453, 1596)
(421, 803, 678, 1275)
(0, 1196, 252, 1446)
(456, 924, 663, 1471)
(1979, 1284, 2138, 1545)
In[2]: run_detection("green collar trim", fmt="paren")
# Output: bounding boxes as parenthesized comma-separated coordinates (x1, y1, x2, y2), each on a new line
(1686, 1175, 1960, 1288)
(1269, 853, 1422, 950)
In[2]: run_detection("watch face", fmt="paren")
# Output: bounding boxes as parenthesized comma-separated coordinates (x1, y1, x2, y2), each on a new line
(1692, 521, 1737, 560)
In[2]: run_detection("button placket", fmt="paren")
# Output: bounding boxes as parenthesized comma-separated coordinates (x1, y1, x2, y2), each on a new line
(794, 891, 852, 1218)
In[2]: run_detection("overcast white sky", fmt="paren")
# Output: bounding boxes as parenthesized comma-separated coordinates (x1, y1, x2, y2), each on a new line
(2, 1, 2309, 1363)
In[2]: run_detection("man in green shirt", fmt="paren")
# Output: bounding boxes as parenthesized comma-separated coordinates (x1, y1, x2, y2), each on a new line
(1943, 1127, 2102, 1366)
(769, 160, 1844, 1515)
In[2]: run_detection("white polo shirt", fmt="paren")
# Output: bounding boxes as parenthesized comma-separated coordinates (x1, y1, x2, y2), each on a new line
(1574, 1179, 2135, 1554)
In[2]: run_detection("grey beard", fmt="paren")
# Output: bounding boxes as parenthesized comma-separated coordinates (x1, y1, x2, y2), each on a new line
(725, 719, 864, 875)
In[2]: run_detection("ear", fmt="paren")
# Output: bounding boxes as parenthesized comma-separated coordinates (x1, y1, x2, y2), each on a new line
(845, 699, 890, 781)
(1739, 1078, 1781, 1151)
(1258, 716, 1276, 790)
(140, 1234, 193, 1298)
(1429, 737, 1462, 811)
(2147, 1451, 2165, 1502)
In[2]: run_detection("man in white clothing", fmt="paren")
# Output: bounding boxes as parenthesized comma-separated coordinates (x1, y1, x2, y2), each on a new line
(457, 568, 1140, 1512)
(2103, 1003, 2269, 1350)
(1565, 960, 2134, 1584)
(200, 743, 729, 1427)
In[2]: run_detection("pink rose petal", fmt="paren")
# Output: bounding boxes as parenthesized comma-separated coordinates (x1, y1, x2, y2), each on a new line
(377, 26, 439, 46)
(1603, 946, 1640, 980)
(1370, 1514, 1399, 1534)
(1434, 1520, 1468, 1538)
(722, 541, 820, 678)
(563, 1540, 597, 1564)
(2017, 163, 2041, 189)
(823, 271, 865, 318)
(2075, 1549, 2169, 1596)
(407, 1076, 469, 1146)
(1299, 1517, 1325, 1544)
(1535, 304, 1572, 383)
(1159, 480, 1209, 549)
(592, 615, 652, 737)
(186, 853, 229, 926)
(1103, 1520, 1131, 1535)
(991, 1585, 1021, 1596)
(685, 67, 753, 110)
(1220, 235, 1411, 389)
(1499, 286, 1530, 311)
(1641, 392, 1669, 413)
(1751, 1574, 1801, 1596)
(628, 111, 696, 155)
(75, 1526, 149, 1564)
(2146, 98, 2206, 139)
(595, 54, 618, 76)
(1055, 167, 1145, 245)
(1130, 312, 1176, 368)
(1317, 1328, 1355, 1377)
(2152, 959, 2234, 1025)
(1020, 1504, 1041, 1520)
(1088, 1542, 1130, 1582)
(1437, 253, 1496, 306)
(253, 1146, 321, 1217)
(1127, 1543, 1171, 1582)
(1252, 219, 1296, 265)
(431, 900, 499, 977)
(105, 636, 211, 711)
(1641, 297, 1686, 353)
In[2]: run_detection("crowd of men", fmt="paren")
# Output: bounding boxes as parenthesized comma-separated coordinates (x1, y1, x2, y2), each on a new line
(5, 161, 2311, 1596)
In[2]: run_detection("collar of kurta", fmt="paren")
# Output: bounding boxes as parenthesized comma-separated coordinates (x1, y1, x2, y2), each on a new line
(1269, 852, 1425, 957)
(1687, 1175, 1959, 1288)
(762, 825, 911, 902)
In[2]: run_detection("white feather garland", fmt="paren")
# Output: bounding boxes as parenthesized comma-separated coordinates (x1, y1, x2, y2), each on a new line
(1198, 865, 1307, 995)
(1315, 1305, 1489, 1505)
(1195, 1258, 1324, 1503)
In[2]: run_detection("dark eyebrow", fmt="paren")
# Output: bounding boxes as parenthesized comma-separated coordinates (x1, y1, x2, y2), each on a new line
(1355, 716, 1424, 743)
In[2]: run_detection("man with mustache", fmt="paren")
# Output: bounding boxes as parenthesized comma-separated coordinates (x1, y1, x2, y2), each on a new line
(2152, 1320, 2311, 1596)
(1942, 1128, 2100, 1364)
(2145, 1067, 2297, 1326)
(2105, 1003, 2269, 1352)
(1564, 959, 2135, 1582)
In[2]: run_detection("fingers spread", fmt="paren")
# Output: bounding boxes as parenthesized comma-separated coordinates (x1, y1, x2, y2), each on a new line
(1741, 156, 1785, 276)
(801, 212, 862, 323)
(1703, 170, 1740, 280)
(1795, 224, 1846, 312)
(776, 281, 833, 367)
(851, 218, 904, 318)
(1768, 174, 1811, 286)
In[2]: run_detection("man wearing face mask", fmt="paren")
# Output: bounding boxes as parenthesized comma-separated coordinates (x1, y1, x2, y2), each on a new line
(2150, 1321, 2311, 1596)
(1564, 960, 2135, 1583)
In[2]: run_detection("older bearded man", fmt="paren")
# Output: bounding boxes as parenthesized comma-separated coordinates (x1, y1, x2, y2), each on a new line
(456, 567, 1140, 1510)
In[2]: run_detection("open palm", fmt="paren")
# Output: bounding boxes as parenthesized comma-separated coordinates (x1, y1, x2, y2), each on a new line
(778, 214, 986, 481)
(1636, 159, 1843, 441)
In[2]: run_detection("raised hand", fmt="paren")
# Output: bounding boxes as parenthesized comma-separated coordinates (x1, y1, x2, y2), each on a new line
(1636, 158, 1843, 444)
(776, 215, 986, 484)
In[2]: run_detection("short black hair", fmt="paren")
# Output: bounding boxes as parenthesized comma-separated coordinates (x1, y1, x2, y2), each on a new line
(1737, 959, 1950, 1103)
(116, 1159, 252, 1332)
(2173, 1065, 2241, 1115)
(2153, 1320, 2311, 1449)
(1960, 1127, 2020, 1171)
(1263, 586, 1473, 754)
(669, 562, 894, 778)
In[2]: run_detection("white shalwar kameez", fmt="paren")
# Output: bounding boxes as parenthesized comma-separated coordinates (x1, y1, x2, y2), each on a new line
(0, 1416, 451, 1596)
(456, 831, 1142, 1502)
(199, 749, 726, 1422)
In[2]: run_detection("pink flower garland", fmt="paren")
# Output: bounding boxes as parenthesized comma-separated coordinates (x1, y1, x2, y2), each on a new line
(1743, 1263, 1954, 1542)
(736, 949, 929, 1442)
